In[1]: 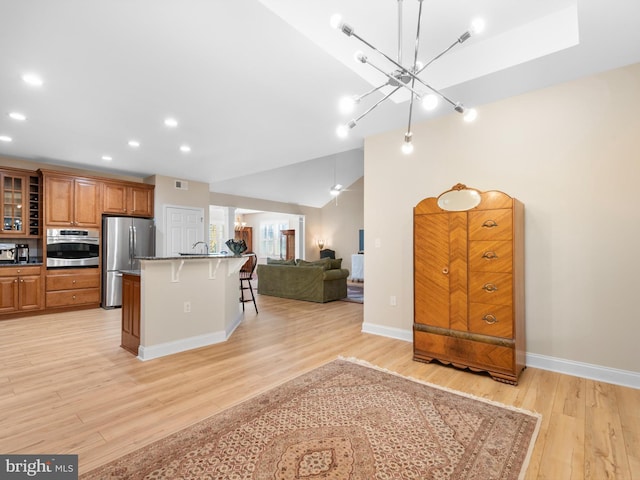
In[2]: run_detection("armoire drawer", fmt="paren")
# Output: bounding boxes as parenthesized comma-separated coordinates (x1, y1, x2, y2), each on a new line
(468, 240, 513, 273)
(468, 209, 513, 241)
(469, 302, 513, 338)
(414, 330, 514, 373)
(469, 272, 513, 305)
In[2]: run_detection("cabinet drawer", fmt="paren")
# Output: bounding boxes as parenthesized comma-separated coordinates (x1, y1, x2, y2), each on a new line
(468, 209, 512, 240)
(469, 302, 513, 338)
(0, 266, 41, 277)
(46, 288, 100, 307)
(46, 273, 100, 291)
(414, 330, 514, 372)
(469, 272, 513, 305)
(468, 241, 513, 273)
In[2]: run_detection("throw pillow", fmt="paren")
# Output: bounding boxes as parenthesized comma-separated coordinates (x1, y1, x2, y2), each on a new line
(330, 258, 343, 269)
(297, 258, 331, 270)
(267, 258, 296, 265)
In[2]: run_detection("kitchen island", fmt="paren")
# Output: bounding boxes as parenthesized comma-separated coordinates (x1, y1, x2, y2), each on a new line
(127, 254, 248, 360)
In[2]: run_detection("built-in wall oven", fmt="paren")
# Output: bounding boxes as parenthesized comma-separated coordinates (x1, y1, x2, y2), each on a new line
(46, 228, 100, 268)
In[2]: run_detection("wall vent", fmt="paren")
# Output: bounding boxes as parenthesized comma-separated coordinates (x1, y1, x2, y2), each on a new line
(174, 179, 189, 191)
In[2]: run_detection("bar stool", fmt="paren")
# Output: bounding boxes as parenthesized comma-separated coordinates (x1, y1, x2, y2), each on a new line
(239, 253, 258, 314)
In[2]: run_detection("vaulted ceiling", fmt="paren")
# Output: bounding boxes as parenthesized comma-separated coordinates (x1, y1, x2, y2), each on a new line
(1, 0, 639, 207)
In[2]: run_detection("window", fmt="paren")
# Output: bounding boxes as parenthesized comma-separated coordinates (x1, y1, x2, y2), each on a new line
(260, 221, 289, 258)
(209, 222, 225, 253)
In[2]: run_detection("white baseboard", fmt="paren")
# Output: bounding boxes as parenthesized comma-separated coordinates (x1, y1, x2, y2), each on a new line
(361, 322, 413, 342)
(526, 353, 640, 389)
(361, 324, 640, 389)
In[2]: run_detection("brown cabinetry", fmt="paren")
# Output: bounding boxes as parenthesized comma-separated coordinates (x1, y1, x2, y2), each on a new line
(413, 185, 525, 384)
(0, 168, 41, 236)
(45, 268, 100, 308)
(121, 273, 141, 355)
(0, 266, 43, 314)
(102, 181, 154, 217)
(43, 173, 101, 228)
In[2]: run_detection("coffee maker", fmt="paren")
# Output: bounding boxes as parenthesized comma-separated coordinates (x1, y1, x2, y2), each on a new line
(15, 243, 29, 263)
(0, 243, 16, 264)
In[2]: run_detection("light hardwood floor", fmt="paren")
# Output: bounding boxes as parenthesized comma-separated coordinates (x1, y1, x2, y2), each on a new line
(1, 293, 638, 479)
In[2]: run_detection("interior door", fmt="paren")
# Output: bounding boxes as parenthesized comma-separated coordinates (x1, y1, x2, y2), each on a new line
(165, 206, 204, 256)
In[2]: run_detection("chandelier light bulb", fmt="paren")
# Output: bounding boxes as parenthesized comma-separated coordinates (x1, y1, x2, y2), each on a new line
(338, 96, 356, 114)
(329, 14, 342, 30)
(470, 18, 486, 35)
(463, 108, 478, 122)
(336, 124, 349, 138)
(402, 132, 414, 155)
(354, 51, 367, 64)
(422, 94, 438, 111)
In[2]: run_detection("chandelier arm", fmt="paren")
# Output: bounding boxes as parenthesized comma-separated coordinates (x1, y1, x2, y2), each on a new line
(356, 83, 389, 103)
(350, 31, 413, 77)
(363, 57, 423, 98)
(353, 86, 402, 124)
(406, 0, 425, 135)
(416, 39, 459, 74)
(397, 0, 403, 64)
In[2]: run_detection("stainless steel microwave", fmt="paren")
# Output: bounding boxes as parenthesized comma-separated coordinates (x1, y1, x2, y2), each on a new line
(46, 228, 99, 268)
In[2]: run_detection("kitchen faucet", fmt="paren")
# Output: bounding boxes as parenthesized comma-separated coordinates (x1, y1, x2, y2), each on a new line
(192, 241, 209, 254)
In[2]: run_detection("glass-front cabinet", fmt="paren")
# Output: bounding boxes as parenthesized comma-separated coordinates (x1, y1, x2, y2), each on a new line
(2, 173, 24, 234)
(0, 169, 40, 237)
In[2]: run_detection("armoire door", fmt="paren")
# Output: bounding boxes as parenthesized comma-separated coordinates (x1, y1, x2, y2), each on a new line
(414, 211, 468, 331)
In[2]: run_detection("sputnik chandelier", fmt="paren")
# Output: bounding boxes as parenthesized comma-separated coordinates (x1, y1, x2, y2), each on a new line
(332, 0, 485, 154)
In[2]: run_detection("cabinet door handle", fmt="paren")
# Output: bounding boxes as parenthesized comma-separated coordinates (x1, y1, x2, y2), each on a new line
(482, 220, 498, 228)
(482, 283, 498, 292)
(483, 314, 498, 324)
(481, 251, 498, 260)
(442, 267, 449, 275)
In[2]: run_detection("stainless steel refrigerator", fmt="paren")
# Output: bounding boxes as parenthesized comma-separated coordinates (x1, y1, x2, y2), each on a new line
(102, 216, 155, 308)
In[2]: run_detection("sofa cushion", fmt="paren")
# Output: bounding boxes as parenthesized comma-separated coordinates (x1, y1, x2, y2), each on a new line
(330, 258, 342, 269)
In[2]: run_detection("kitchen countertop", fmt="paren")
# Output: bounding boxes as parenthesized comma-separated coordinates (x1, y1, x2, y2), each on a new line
(136, 254, 245, 261)
(119, 269, 141, 276)
(0, 261, 44, 267)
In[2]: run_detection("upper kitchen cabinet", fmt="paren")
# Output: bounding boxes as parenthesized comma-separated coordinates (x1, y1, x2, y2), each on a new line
(102, 181, 154, 218)
(1, 167, 40, 237)
(42, 172, 101, 228)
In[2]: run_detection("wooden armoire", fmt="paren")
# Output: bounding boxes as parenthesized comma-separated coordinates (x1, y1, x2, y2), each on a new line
(413, 184, 525, 384)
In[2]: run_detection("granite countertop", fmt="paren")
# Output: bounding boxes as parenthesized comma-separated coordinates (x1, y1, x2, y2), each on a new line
(0, 261, 44, 267)
(119, 269, 141, 276)
(136, 254, 245, 261)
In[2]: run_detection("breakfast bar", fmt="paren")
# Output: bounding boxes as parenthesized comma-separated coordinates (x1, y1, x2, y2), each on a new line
(126, 254, 247, 361)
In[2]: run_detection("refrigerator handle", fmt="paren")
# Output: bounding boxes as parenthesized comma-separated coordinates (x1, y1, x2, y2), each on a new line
(132, 225, 137, 258)
(129, 225, 134, 264)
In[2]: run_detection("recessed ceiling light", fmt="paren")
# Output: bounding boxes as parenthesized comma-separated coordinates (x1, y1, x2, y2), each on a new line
(164, 117, 178, 128)
(8, 112, 27, 121)
(0, 135, 13, 143)
(101, 155, 113, 161)
(128, 140, 140, 148)
(22, 73, 43, 87)
(179, 145, 191, 153)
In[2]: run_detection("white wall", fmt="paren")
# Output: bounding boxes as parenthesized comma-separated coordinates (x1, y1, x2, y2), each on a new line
(364, 62, 640, 377)
(320, 176, 364, 272)
(149, 175, 211, 256)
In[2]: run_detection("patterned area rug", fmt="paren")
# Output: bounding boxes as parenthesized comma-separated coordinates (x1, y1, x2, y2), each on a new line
(81, 358, 540, 480)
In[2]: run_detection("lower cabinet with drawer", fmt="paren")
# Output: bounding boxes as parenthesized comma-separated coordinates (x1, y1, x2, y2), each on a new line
(45, 268, 100, 308)
(0, 266, 43, 314)
(413, 185, 525, 384)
